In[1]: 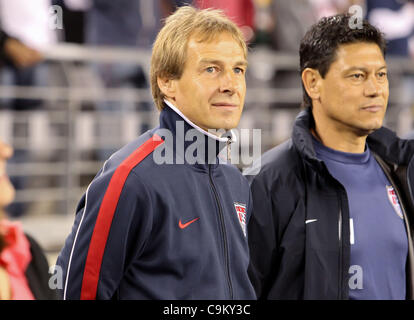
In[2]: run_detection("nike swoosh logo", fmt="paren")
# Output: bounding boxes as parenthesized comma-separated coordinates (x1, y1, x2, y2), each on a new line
(305, 219, 318, 224)
(179, 217, 200, 229)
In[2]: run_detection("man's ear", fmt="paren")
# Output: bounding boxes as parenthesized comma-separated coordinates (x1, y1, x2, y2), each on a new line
(157, 76, 177, 101)
(301, 68, 322, 101)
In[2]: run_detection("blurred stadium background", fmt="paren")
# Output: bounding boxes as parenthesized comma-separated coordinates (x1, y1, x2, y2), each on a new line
(0, 0, 413, 264)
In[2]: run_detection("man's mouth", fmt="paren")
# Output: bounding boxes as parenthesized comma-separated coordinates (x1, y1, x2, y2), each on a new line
(211, 102, 238, 108)
(361, 105, 383, 112)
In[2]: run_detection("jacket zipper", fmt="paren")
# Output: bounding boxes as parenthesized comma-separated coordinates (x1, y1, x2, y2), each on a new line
(226, 137, 232, 161)
(208, 164, 234, 299)
(338, 206, 343, 300)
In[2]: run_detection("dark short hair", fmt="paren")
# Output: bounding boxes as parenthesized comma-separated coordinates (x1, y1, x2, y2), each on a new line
(299, 14, 386, 109)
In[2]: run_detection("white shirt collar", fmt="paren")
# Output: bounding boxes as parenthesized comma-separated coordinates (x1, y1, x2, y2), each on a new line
(163, 99, 237, 143)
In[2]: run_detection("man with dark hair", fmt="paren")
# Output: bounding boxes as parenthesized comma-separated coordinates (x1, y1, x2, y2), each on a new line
(246, 14, 414, 300)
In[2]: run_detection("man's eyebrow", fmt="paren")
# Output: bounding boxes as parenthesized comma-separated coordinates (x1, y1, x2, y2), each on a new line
(199, 59, 248, 67)
(235, 60, 248, 67)
(344, 65, 387, 73)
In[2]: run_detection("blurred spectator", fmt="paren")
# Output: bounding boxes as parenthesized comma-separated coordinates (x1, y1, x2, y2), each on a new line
(0, 0, 57, 51)
(269, 0, 316, 51)
(0, 140, 58, 300)
(252, 0, 317, 110)
(194, 0, 255, 42)
(74, 0, 183, 161)
(310, 0, 359, 19)
(365, 0, 414, 136)
(52, 0, 90, 44)
(85, 0, 175, 49)
(84, 0, 168, 88)
(0, 0, 55, 110)
(1, 34, 43, 70)
(0, 28, 44, 103)
(84, 0, 154, 90)
(251, 0, 274, 46)
(0, 2, 56, 218)
(159, 0, 193, 19)
(366, 0, 414, 56)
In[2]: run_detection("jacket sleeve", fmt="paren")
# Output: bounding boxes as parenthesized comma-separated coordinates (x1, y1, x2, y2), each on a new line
(247, 172, 278, 299)
(247, 168, 302, 299)
(56, 169, 153, 300)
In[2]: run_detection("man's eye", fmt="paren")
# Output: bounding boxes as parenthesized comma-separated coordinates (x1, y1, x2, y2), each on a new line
(234, 67, 245, 74)
(351, 73, 364, 79)
(378, 72, 387, 78)
(206, 67, 216, 73)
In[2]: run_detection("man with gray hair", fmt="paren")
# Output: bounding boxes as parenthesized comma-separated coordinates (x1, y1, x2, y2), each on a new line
(57, 6, 255, 300)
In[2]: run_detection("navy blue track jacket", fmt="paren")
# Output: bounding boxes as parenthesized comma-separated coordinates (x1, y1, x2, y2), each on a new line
(56, 103, 256, 300)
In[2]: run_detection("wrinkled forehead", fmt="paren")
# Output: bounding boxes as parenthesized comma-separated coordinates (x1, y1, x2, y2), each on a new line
(188, 29, 247, 58)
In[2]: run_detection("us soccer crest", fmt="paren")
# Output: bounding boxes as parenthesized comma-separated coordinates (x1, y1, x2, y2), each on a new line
(234, 202, 247, 237)
(386, 185, 403, 219)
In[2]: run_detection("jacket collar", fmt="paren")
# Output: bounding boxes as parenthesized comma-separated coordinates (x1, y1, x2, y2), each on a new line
(156, 100, 235, 167)
(292, 107, 323, 169)
(292, 107, 414, 167)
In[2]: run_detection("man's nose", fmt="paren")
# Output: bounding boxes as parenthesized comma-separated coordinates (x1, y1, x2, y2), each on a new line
(364, 76, 383, 97)
(219, 70, 236, 94)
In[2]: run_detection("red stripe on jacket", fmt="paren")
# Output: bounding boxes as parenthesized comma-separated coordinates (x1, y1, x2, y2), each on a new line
(80, 134, 164, 300)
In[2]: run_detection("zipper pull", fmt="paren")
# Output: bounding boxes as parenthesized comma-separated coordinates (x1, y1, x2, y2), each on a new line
(227, 137, 232, 162)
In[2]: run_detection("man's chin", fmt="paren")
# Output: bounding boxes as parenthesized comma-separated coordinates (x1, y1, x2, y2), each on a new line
(207, 120, 239, 132)
(215, 125, 238, 132)
(355, 123, 383, 136)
